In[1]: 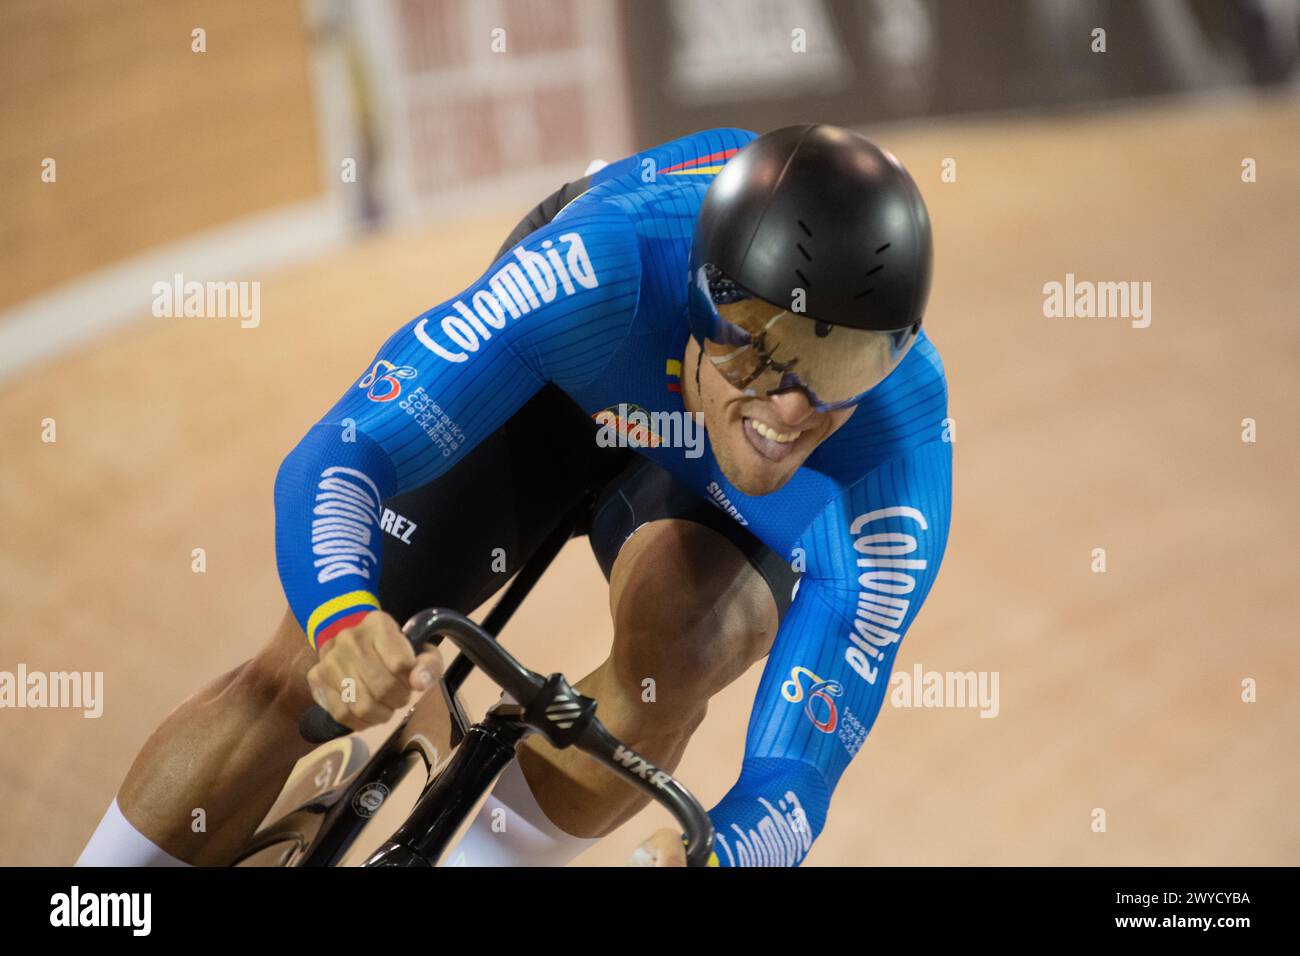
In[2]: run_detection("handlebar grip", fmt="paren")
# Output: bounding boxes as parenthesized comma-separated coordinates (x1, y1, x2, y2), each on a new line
(299, 707, 352, 744)
(576, 720, 715, 867)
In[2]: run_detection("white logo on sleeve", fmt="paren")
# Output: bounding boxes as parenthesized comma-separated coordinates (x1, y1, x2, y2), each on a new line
(844, 505, 929, 685)
(415, 231, 599, 363)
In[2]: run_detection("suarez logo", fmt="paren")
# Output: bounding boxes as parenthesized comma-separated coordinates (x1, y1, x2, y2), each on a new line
(781, 666, 843, 734)
(359, 360, 418, 402)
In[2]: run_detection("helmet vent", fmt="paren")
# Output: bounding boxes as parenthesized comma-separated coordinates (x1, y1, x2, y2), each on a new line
(795, 220, 814, 289)
(853, 246, 891, 299)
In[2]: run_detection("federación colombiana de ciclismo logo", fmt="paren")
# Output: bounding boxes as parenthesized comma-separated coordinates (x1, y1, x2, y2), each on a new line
(781, 666, 843, 733)
(359, 359, 418, 402)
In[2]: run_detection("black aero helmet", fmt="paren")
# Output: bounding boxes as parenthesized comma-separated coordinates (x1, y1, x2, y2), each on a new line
(689, 124, 933, 336)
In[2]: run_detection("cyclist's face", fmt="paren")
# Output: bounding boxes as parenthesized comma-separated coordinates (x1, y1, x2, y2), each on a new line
(686, 335, 855, 497)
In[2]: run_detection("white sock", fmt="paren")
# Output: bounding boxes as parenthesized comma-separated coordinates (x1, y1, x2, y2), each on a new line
(76, 798, 192, 867)
(444, 759, 599, 867)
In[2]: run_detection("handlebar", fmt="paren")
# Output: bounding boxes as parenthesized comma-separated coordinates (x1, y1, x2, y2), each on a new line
(299, 608, 715, 867)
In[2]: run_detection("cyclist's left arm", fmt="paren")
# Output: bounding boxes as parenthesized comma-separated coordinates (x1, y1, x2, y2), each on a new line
(706, 439, 953, 866)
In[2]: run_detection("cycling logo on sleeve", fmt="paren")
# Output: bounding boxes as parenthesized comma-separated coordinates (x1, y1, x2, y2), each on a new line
(781, 666, 843, 733)
(359, 360, 418, 402)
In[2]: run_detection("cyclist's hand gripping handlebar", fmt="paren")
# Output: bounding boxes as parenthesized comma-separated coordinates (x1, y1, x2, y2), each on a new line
(299, 608, 715, 867)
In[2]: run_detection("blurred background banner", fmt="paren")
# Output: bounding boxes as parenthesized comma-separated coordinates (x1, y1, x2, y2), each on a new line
(624, 0, 1300, 141)
(0, 1, 1298, 867)
(321, 0, 631, 227)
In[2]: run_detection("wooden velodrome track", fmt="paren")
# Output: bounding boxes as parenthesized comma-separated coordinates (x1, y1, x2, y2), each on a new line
(1, 97, 1297, 866)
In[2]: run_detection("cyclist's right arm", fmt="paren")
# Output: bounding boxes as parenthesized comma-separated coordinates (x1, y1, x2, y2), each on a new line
(273, 199, 641, 656)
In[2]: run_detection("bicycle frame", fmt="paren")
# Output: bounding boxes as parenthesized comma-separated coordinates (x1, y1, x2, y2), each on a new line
(363, 711, 529, 866)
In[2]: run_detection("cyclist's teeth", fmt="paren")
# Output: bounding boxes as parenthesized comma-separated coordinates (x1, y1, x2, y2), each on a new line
(752, 420, 798, 444)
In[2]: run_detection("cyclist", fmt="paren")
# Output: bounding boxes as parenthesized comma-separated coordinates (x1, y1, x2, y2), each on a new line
(78, 124, 950, 867)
